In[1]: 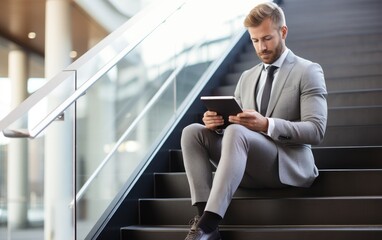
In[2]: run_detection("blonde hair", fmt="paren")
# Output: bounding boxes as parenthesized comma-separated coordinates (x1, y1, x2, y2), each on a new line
(244, 2, 286, 29)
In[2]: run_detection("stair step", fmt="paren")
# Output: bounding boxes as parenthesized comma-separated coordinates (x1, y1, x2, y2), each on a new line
(298, 51, 382, 67)
(169, 147, 382, 172)
(320, 125, 382, 147)
(326, 75, 382, 92)
(154, 169, 382, 198)
(287, 18, 382, 38)
(327, 89, 382, 107)
(328, 106, 382, 126)
(138, 197, 382, 225)
(313, 147, 382, 169)
(287, 33, 382, 52)
(121, 225, 382, 240)
(326, 64, 382, 80)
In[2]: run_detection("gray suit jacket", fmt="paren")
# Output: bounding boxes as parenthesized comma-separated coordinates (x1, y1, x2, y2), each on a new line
(234, 50, 327, 187)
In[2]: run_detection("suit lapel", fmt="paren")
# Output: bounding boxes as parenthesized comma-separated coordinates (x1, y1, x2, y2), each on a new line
(249, 64, 263, 110)
(267, 51, 296, 116)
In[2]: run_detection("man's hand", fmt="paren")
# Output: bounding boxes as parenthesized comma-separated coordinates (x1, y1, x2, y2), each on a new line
(202, 111, 224, 130)
(229, 110, 269, 132)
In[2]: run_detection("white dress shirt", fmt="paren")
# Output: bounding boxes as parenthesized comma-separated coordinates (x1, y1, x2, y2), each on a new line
(256, 48, 289, 135)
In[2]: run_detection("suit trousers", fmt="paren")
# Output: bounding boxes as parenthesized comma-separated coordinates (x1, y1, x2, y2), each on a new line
(181, 123, 286, 217)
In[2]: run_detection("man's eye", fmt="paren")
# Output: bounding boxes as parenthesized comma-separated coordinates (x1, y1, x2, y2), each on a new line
(252, 39, 258, 43)
(264, 36, 272, 41)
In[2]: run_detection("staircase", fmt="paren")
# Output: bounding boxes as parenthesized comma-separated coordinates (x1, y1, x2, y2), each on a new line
(119, 0, 382, 239)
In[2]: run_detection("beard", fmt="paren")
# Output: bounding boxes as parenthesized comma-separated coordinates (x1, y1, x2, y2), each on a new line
(257, 39, 284, 64)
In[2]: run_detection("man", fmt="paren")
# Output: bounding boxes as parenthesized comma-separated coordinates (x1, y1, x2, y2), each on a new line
(181, 2, 327, 240)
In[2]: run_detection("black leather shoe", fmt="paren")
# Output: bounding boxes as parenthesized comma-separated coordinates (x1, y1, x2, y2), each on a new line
(184, 227, 221, 240)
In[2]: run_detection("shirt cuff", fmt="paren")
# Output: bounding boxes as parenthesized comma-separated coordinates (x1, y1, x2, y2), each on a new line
(266, 118, 275, 136)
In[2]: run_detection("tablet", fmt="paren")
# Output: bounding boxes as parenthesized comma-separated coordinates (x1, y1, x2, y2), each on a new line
(201, 96, 243, 128)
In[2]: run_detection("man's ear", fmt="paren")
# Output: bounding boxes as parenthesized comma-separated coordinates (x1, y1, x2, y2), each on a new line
(281, 25, 288, 39)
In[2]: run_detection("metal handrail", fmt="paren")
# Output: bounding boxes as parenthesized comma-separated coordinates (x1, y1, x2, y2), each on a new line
(0, 0, 186, 138)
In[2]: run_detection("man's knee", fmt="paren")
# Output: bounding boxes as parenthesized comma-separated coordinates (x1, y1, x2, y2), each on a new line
(181, 123, 205, 145)
(224, 124, 248, 139)
(182, 123, 203, 137)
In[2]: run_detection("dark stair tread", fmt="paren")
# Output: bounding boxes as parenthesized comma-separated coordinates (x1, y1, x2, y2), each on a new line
(121, 226, 382, 240)
(138, 197, 382, 225)
(327, 88, 382, 107)
(312, 146, 382, 169)
(287, 32, 382, 49)
(154, 169, 382, 198)
(121, 225, 382, 240)
(169, 147, 382, 172)
(320, 125, 382, 147)
(327, 106, 382, 126)
(326, 75, 382, 92)
(123, 224, 382, 230)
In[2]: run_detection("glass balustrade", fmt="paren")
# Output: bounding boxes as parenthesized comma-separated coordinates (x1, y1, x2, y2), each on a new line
(0, 0, 261, 239)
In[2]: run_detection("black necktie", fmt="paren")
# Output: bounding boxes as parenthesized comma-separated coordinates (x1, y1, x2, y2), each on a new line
(260, 65, 278, 115)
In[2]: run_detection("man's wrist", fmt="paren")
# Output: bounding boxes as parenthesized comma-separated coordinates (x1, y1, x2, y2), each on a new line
(262, 118, 269, 132)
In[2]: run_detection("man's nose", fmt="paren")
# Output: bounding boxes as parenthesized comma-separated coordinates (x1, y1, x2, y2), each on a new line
(259, 41, 267, 51)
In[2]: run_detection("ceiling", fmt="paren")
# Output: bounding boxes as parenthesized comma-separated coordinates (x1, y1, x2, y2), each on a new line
(0, 0, 109, 78)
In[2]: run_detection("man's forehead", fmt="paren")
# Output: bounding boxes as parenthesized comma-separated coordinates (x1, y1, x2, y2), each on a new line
(248, 19, 281, 36)
(248, 27, 276, 39)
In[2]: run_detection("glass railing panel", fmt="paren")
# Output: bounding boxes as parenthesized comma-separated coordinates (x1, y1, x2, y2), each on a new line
(75, 0, 258, 238)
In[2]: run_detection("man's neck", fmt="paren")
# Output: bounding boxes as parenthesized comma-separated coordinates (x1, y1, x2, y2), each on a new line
(267, 47, 289, 68)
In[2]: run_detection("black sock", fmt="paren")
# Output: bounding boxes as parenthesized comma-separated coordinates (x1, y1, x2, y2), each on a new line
(198, 211, 222, 233)
(194, 202, 206, 217)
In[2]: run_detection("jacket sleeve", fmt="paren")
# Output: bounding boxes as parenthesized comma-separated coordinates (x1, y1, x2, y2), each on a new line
(270, 63, 328, 145)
